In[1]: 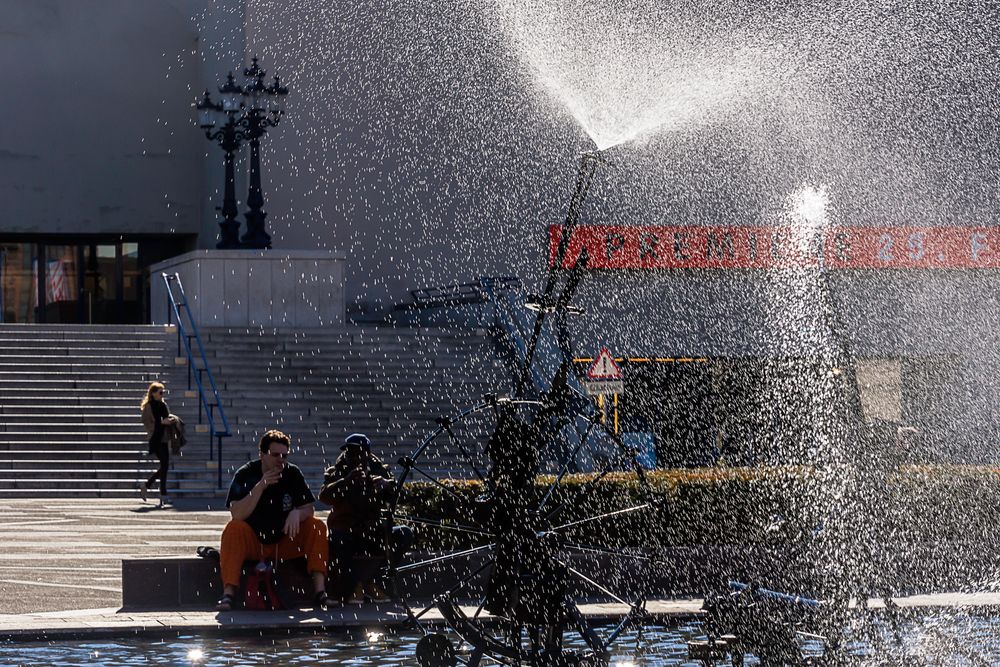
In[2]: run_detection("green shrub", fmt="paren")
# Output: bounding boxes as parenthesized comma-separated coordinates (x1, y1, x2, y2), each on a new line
(393, 466, 1000, 550)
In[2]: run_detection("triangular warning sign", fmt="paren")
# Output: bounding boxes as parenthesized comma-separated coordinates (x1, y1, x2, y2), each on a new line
(587, 348, 622, 380)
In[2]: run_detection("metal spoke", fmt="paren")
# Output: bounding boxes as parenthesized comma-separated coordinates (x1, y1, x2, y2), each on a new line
(409, 464, 475, 507)
(408, 401, 491, 463)
(396, 544, 495, 574)
(606, 601, 648, 645)
(565, 565, 632, 607)
(472, 594, 489, 620)
(536, 419, 596, 514)
(558, 541, 661, 563)
(543, 448, 631, 525)
(548, 503, 652, 535)
(410, 557, 495, 621)
(443, 422, 488, 485)
(394, 514, 492, 538)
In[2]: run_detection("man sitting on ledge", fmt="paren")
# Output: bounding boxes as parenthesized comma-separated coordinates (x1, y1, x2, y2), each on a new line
(215, 429, 331, 611)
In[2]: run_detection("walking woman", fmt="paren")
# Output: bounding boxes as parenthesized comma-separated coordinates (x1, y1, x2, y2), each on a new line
(141, 381, 176, 506)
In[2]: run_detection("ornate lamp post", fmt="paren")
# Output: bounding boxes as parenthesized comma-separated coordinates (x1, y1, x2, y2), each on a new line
(197, 75, 247, 249)
(239, 57, 288, 249)
(195, 58, 288, 249)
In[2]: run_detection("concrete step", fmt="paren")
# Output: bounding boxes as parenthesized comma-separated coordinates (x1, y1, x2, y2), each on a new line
(0, 363, 167, 373)
(0, 422, 146, 431)
(0, 380, 153, 390)
(0, 371, 156, 379)
(0, 346, 169, 356)
(0, 479, 165, 491)
(0, 397, 142, 407)
(0, 441, 145, 451)
(0, 488, 151, 497)
(0, 324, 175, 498)
(0, 353, 169, 363)
(0, 323, 173, 332)
(0, 449, 146, 460)
(0, 413, 140, 422)
(0, 467, 164, 479)
(0, 338, 171, 348)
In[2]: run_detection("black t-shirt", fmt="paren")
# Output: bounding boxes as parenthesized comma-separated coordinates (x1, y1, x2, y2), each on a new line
(225, 460, 315, 544)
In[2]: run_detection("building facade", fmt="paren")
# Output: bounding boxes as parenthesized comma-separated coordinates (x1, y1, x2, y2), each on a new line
(4, 0, 1000, 462)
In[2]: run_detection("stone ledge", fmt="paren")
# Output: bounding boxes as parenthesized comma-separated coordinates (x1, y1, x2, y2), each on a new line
(121, 556, 314, 611)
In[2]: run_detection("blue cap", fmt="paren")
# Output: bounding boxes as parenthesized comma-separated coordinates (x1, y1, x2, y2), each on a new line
(342, 433, 371, 451)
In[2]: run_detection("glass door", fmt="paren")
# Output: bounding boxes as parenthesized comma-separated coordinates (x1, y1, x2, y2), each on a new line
(121, 242, 143, 324)
(82, 243, 119, 324)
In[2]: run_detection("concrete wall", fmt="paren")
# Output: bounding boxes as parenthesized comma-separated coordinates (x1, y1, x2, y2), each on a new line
(150, 250, 345, 328)
(0, 0, 207, 236)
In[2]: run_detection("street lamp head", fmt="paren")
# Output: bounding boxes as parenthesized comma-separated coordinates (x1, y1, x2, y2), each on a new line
(243, 56, 266, 81)
(218, 73, 245, 113)
(245, 72, 270, 112)
(195, 90, 221, 128)
(267, 76, 290, 115)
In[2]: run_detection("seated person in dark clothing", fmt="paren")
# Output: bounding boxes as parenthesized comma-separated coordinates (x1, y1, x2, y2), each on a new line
(320, 433, 413, 604)
(216, 429, 331, 611)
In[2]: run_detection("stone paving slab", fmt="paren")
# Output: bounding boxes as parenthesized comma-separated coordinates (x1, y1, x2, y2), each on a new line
(0, 600, 705, 641)
(6, 592, 1000, 642)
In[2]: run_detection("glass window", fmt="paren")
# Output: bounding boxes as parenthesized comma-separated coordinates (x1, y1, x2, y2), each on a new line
(0, 243, 41, 323)
(44, 245, 81, 324)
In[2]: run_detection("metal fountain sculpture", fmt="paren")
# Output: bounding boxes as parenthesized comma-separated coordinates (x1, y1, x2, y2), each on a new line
(384, 152, 661, 666)
(379, 154, 908, 666)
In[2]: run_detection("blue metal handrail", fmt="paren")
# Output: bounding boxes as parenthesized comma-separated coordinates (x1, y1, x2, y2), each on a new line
(161, 272, 232, 489)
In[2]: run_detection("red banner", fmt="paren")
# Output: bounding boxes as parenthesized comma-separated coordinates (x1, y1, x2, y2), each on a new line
(548, 225, 1000, 270)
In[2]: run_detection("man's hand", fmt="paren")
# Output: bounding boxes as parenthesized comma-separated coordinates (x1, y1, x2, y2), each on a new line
(346, 467, 365, 482)
(259, 466, 282, 489)
(284, 508, 303, 539)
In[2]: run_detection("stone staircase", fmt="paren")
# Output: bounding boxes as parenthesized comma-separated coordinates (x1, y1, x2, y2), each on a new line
(0, 324, 177, 497)
(0, 323, 509, 498)
(168, 326, 508, 495)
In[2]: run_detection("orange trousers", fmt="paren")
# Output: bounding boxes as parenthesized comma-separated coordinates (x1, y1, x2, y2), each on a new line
(219, 518, 328, 589)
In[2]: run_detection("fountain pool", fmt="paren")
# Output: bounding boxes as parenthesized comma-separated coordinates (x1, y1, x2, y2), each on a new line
(6, 614, 1000, 666)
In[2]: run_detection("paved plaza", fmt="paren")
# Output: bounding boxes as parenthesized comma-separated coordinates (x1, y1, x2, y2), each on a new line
(0, 497, 230, 615)
(2, 498, 1000, 643)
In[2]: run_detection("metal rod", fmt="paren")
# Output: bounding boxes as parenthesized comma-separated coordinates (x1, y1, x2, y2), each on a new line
(565, 565, 631, 607)
(536, 420, 597, 514)
(515, 153, 601, 397)
(396, 544, 495, 574)
(409, 464, 475, 507)
(547, 503, 652, 535)
(543, 454, 624, 524)
(410, 559, 495, 620)
(559, 542, 661, 563)
(394, 515, 492, 538)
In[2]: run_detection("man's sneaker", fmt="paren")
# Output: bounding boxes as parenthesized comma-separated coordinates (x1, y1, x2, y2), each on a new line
(346, 583, 366, 605)
(364, 582, 390, 603)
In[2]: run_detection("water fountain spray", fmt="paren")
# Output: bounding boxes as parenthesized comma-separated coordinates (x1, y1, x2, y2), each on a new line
(691, 186, 906, 665)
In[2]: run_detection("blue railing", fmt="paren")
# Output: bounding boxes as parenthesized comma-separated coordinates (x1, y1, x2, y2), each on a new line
(161, 272, 232, 489)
